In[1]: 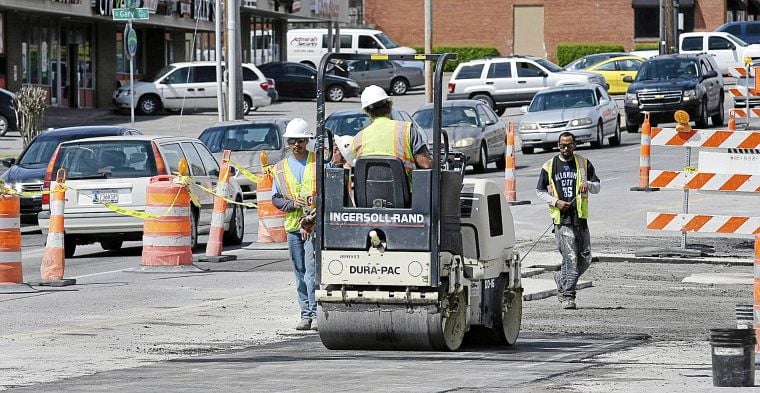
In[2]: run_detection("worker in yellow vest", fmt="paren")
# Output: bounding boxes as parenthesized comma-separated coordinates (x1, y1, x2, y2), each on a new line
(351, 85, 432, 181)
(536, 132, 600, 310)
(272, 117, 318, 331)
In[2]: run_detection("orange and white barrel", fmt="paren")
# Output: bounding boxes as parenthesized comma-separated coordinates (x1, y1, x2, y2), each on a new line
(40, 176, 66, 281)
(142, 175, 193, 266)
(0, 194, 22, 285)
(504, 122, 517, 202)
(205, 150, 232, 257)
(256, 173, 287, 243)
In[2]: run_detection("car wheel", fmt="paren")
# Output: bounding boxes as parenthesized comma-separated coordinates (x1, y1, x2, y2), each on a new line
(390, 78, 409, 95)
(474, 144, 488, 173)
(0, 115, 9, 136)
(100, 239, 123, 251)
(590, 121, 603, 149)
(64, 235, 77, 259)
(695, 98, 709, 128)
(242, 96, 252, 115)
(711, 96, 725, 126)
(224, 201, 245, 246)
(327, 85, 345, 102)
(495, 151, 507, 169)
(471, 94, 495, 111)
(137, 95, 161, 115)
(521, 146, 535, 154)
(190, 209, 199, 250)
(609, 117, 622, 146)
(626, 120, 641, 134)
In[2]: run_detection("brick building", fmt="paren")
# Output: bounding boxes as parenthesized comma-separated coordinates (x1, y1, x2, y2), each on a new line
(362, 0, 757, 62)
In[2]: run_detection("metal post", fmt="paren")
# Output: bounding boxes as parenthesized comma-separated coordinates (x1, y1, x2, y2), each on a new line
(424, 0, 432, 103)
(215, 0, 224, 122)
(129, 20, 135, 128)
(227, 0, 239, 120)
(747, 63, 751, 127)
(659, 0, 666, 55)
(681, 146, 691, 249)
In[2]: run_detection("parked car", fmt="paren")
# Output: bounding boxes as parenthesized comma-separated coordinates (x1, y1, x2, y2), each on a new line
(623, 53, 724, 132)
(199, 118, 290, 199)
(716, 21, 760, 45)
(0, 88, 17, 136)
(584, 55, 645, 95)
(336, 59, 424, 95)
(518, 84, 621, 154)
(37, 135, 244, 257)
(563, 52, 629, 71)
(447, 56, 607, 116)
(112, 61, 274, 115)
(258, 61, 360, 102)
(1, 126, 140, 220)
(679, 32, 760, 75)
(325, 108, 413, 137)
(413, 99, 507, 172)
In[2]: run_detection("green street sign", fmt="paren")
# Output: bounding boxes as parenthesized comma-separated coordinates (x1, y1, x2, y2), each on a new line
(126, 28, 138, 58)
(112, 7, 150, 20)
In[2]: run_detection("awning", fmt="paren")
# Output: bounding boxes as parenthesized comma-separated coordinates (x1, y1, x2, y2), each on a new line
(632, 0, 694, 7)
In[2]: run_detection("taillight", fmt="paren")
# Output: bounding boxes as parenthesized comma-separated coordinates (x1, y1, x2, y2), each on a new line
(259, 81, 269, 92)
(448, 82, 455, 94)
(151, 142, 168, 175)
(42, 146, 60, 207)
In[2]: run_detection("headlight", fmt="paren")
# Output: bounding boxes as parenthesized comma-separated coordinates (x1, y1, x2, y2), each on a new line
(519, 122, 538, 131)
(347, 81, 359, 88)
(625, 93, 638, 103)
(453, 137, 476, 147)
(569, 117, 593, 127)
(14, 183, 22, 193)
(116, 89, 131, 97)
(588, 76, 603, 85)
(682, 89, 696, 101)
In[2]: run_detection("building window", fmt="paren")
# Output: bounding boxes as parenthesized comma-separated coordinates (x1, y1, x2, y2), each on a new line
(634, 3, 695, 39)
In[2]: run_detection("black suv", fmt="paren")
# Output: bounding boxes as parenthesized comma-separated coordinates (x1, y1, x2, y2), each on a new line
(623, 54, 724, 132)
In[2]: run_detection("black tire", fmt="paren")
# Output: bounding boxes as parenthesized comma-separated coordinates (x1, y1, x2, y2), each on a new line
(327, 85, 345, 102)
(64, 235, 77, 259)
(495, 152, 507, 169)
(137, 95, 161, 115)
(190, 209, 199, 250)
(100, 239, 123, 251)
(521, 146, 534, 154)
(390, 78, 409, 95)
(0, 115, 9, 136)
(242, 96, 253, 115)
(590, 121, 604, 149)
(474, 144, 488, 173)
(224, 201, 245, 245)
(711, 95, 725, 126)
(471, 94, 495, 111)
(609, 117, 622, 146)
(495, 108, 506, 116)
(695, 98, 709, 128)
(626, 120, 640, 133)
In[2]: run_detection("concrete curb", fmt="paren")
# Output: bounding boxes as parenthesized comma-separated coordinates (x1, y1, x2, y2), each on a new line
(522, 279, 593, 301)
(596, 253, 753, 266)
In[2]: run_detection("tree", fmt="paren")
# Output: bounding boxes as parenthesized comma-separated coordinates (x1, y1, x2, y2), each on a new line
(12, 85, 47, 147)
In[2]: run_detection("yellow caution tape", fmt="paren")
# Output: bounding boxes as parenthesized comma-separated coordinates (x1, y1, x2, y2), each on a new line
(0, 180, 65, 197)
(193, 181, 257, 208)
(73, 183, 183, 220)
(172, 174, 202, 208)
(228, 160, 265, 184)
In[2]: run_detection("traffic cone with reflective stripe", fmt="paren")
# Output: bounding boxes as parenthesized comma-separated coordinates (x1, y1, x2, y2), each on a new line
(0, 193, 36, 293)
(199, 150, 237, 262)
(31, 169, 75, 286)
(630, 112, 659, 192)
(504, 122, 530, 205)
(728, 110, 736, 131)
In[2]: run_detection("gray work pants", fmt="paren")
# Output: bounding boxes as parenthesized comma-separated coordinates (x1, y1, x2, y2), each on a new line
(554, 224, 592, 299)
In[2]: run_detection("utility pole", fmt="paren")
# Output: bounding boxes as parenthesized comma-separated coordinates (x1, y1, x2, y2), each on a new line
(663, 0, 675, 54)
(227, 0, 242, 120)
(424, 0, 432, 103)
(215, 0, 225, 122)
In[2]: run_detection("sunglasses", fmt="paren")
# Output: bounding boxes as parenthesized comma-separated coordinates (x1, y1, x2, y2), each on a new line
(558, 143, 576, 149)
(287, 138, 307, 145)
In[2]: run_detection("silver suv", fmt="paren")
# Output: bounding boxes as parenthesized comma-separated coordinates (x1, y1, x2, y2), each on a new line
(447, 56, 607, 116)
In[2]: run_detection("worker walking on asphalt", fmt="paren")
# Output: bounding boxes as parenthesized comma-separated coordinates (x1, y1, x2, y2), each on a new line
(351, 85, 432, 179)
(536, 132, 600, 310)
(272, 118, 318, 330)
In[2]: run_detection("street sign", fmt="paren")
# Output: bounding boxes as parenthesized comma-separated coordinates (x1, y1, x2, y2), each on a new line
(126, 28, 138, 58)
(112, 7, 150, 20)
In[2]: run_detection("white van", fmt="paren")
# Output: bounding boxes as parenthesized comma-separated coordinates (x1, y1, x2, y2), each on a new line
(287, 28, 416, 68)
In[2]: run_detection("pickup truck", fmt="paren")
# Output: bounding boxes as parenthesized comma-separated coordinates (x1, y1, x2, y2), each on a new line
(679, 31, 760, 75)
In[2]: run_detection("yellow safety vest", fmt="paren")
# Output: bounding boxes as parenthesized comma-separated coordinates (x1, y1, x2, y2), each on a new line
(273, 152, 316, 233)
(352, 117, 416, 178)
(542, 154, 589, 225)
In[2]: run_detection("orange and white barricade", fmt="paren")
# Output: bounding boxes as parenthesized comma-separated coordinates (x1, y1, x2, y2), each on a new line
(33, 169, 75, 287)
(199, 150, 237, 262)
(504, 122, 529, 205)
(0, 191, 35, 293)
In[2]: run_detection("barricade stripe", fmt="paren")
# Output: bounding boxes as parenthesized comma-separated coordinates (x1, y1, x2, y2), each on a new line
(0, 251, 21, 262)
(0, 217, 20, 229)
(739, 133, 760, 149)
(145, 220, 192, 234)
(703, 131, 732, 148)
(718, 217, 750, 233)
(719, 174, 752, 191)
(682, 215, 711, 232)
(685, 173, 715, 189)
(147, 191, 189, 206)
(142, 236, 192, 247)
(0, 232, 21, 250)
(647, 213, 678, 230)
(651, 171, 680, 188)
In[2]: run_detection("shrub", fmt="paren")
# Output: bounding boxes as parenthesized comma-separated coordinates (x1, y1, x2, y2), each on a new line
(12, 85, 48, 147)
(411, 46, 501, 72)
(556, 44, 626, 67)
(635, 42, 659, 50)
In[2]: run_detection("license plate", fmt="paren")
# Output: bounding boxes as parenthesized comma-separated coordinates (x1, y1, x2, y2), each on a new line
(92, 191, 119, 204)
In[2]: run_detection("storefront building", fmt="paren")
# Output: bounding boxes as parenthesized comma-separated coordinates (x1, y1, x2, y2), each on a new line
(0, 0, 349, 109)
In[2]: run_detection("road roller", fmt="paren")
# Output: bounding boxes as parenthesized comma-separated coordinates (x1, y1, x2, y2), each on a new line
(313, 53, 522, 351)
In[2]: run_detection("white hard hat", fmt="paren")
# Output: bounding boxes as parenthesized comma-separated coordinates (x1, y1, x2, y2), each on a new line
(283, 118, 314, 138)
(361, 85, 390, 109)
(334, 135, 355, 164)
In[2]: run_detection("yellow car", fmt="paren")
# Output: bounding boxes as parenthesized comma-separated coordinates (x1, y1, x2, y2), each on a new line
(585, 55, 645, 95)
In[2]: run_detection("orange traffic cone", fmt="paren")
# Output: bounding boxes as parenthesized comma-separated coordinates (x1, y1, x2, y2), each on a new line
(0, 192, 36, 293)
(504, 122, 530, 205)
(199, 150, 237, 262)
(630, 112, 658, 192)
(30, 169, 75, 287)
(728, 110, 736, 131)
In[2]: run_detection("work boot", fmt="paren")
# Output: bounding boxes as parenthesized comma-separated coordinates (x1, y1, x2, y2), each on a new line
(295, 318, 312, 330)
(562, 298, 577, 310)
(311, 317, 318, 331)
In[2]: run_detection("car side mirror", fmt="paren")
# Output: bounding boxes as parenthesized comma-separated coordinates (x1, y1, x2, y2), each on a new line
(1, 158, 15, 167)
(520, 106, 528, 114)
(539, 70, 548, 77)
(599, 98, 610, 106)
(703, 70, 718, 79)
(623, 75, 634, 83)
(485, 119, 496, 126)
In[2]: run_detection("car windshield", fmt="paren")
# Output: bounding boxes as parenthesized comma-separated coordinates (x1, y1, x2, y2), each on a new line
(53, 141, 158, 180)
(564, 54, 622, 71)
(18, 132, 119, 166)
(211, 124, 282, 152)
(374, 33, 399, 49)
(413, 107, 479, 128)
(529, 90, 596, 111)
(534, 58, 564, 73)
(636, 59, 699, 81)
(141, 65, 175, 82)
(325, 113, 373, 137)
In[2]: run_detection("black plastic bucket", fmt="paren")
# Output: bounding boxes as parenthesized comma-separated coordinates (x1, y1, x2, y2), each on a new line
(710, 328, 756, 387)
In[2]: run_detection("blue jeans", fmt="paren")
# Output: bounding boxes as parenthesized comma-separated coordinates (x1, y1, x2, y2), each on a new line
(287, 231, 317, 319)
(554, 224, 592, 299)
